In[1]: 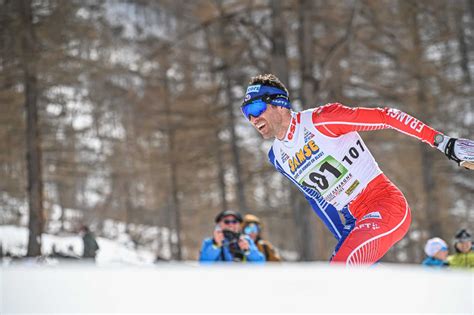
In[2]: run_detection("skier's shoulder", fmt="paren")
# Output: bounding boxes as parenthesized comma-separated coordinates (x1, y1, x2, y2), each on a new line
(311, 102, 352, 123)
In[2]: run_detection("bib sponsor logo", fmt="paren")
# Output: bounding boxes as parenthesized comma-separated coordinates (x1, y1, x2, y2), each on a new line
(324, 173, 353, 203)
(280, 148, 290, 163)
(345, 180, 360, 196)
(246, 85, 261, 94)
(353, 222, 381, 231)
(360, 211, 382, 222)
(304, 128, 315, 142)
(287, 113, 301, 140)
(288, 139, 320, 174)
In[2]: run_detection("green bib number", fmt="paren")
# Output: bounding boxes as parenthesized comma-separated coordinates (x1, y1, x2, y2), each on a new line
(299, 155, 348, 194)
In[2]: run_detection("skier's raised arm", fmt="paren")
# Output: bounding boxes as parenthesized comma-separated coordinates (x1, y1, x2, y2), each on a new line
(311, 103, 474, 169)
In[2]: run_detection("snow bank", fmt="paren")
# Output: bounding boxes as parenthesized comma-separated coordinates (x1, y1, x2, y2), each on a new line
(0, 225, 155, 265)
(1, 264, 472, 314)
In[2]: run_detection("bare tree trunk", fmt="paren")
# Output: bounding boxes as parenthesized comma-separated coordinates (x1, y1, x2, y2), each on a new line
(225, 76, 247, 213)
(456, 3, 472, 85)
(20, 0, 44, 257)
(163, 66, 182, 260)
(270, 0, 315, 261)
(271, 0, 289, 84)
(299, 0, 317, 108)
(294, 0, 317, 260)
(57, 185, 66, 232)
(469, 0, 474, 24)
(214, 130, 228, 210)
(205, 27, 228, 211)
(404, 1, 441, 237)
(124, 181, 132, 234)
(215, 2, 247, 213)
(225, 80, 246, 213)
(169, 138, 182, 260)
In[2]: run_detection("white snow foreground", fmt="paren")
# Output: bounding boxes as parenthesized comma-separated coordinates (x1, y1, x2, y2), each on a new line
(1, 264, 472, 314)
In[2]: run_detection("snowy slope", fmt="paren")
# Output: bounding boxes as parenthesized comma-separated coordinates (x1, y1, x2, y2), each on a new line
(1, 264, 472, 314)
(0, 225, 156, 265)
(1, 225, 473, 313)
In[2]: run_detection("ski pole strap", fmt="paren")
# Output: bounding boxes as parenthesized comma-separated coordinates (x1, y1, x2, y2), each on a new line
(444, 138, 461, 164)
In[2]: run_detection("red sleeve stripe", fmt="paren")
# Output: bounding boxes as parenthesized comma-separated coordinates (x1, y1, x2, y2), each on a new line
(320, 124, 339, 137)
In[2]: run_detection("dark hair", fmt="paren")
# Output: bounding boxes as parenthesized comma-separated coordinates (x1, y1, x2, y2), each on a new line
(249, 74, 289, 96)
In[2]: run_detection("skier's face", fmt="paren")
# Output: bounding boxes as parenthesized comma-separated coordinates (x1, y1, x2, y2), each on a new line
(249, 105, 287, 140)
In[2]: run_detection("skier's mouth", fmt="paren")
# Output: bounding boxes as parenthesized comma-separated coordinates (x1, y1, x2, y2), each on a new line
(256, 122, 266, 132)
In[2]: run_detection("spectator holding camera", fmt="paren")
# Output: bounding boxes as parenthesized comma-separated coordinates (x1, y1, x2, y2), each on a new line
(199, 210, 265, 263)
(242, 214, 281, 262)
(422, 237, 449, 268)
(448, 229, 474, 269)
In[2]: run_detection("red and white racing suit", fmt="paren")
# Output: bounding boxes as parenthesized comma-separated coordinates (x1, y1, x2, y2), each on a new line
(269, 103, 440, 265)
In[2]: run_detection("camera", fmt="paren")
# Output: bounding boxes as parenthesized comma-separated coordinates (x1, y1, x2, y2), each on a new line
(222, 230, 240, 244)
(222, 229, 244, 261)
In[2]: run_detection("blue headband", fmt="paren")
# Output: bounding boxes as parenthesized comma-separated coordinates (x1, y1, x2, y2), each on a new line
(243, 84, 291, 109)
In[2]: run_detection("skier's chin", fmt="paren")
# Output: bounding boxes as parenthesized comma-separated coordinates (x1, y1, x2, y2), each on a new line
(260, 131, 273, 140)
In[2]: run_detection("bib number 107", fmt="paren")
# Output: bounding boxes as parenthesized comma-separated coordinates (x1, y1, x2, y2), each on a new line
(342, 139, 365, 165)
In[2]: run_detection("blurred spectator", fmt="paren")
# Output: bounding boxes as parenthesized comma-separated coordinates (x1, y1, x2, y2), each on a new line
(448, 229, 474, 269)
(422, 237, 449, 268)
(80, 225, 99, 260)
(199, 210, 265, 263)
(242, 214, 281, 262)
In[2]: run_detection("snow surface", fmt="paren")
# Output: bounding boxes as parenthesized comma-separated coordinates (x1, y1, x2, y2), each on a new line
(1, 225, 473, 313)
(1, 263, 473, 314)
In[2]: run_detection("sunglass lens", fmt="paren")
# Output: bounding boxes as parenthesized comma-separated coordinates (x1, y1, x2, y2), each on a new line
(224, 220, 238, 224)
(241, 100, 267, 120)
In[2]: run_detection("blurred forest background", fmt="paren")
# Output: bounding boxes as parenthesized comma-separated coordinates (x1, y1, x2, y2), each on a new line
(0, 0, 472, 262)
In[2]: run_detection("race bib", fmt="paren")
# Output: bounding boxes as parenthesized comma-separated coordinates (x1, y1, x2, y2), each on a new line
(299, 155, 348, 195)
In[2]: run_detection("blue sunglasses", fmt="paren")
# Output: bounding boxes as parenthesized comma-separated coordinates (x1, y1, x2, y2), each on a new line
(241, 93, 289, 120)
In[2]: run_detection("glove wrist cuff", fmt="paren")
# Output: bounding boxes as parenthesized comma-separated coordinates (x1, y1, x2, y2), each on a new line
(444, 138, 461, 163)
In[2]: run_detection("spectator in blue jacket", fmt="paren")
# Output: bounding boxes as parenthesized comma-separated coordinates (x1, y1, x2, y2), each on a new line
(422, 237, 449, 268)
(199, 210, 265, 263)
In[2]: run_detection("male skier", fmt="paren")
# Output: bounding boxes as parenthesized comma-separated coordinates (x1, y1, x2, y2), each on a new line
(241, 74, 473, 265)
